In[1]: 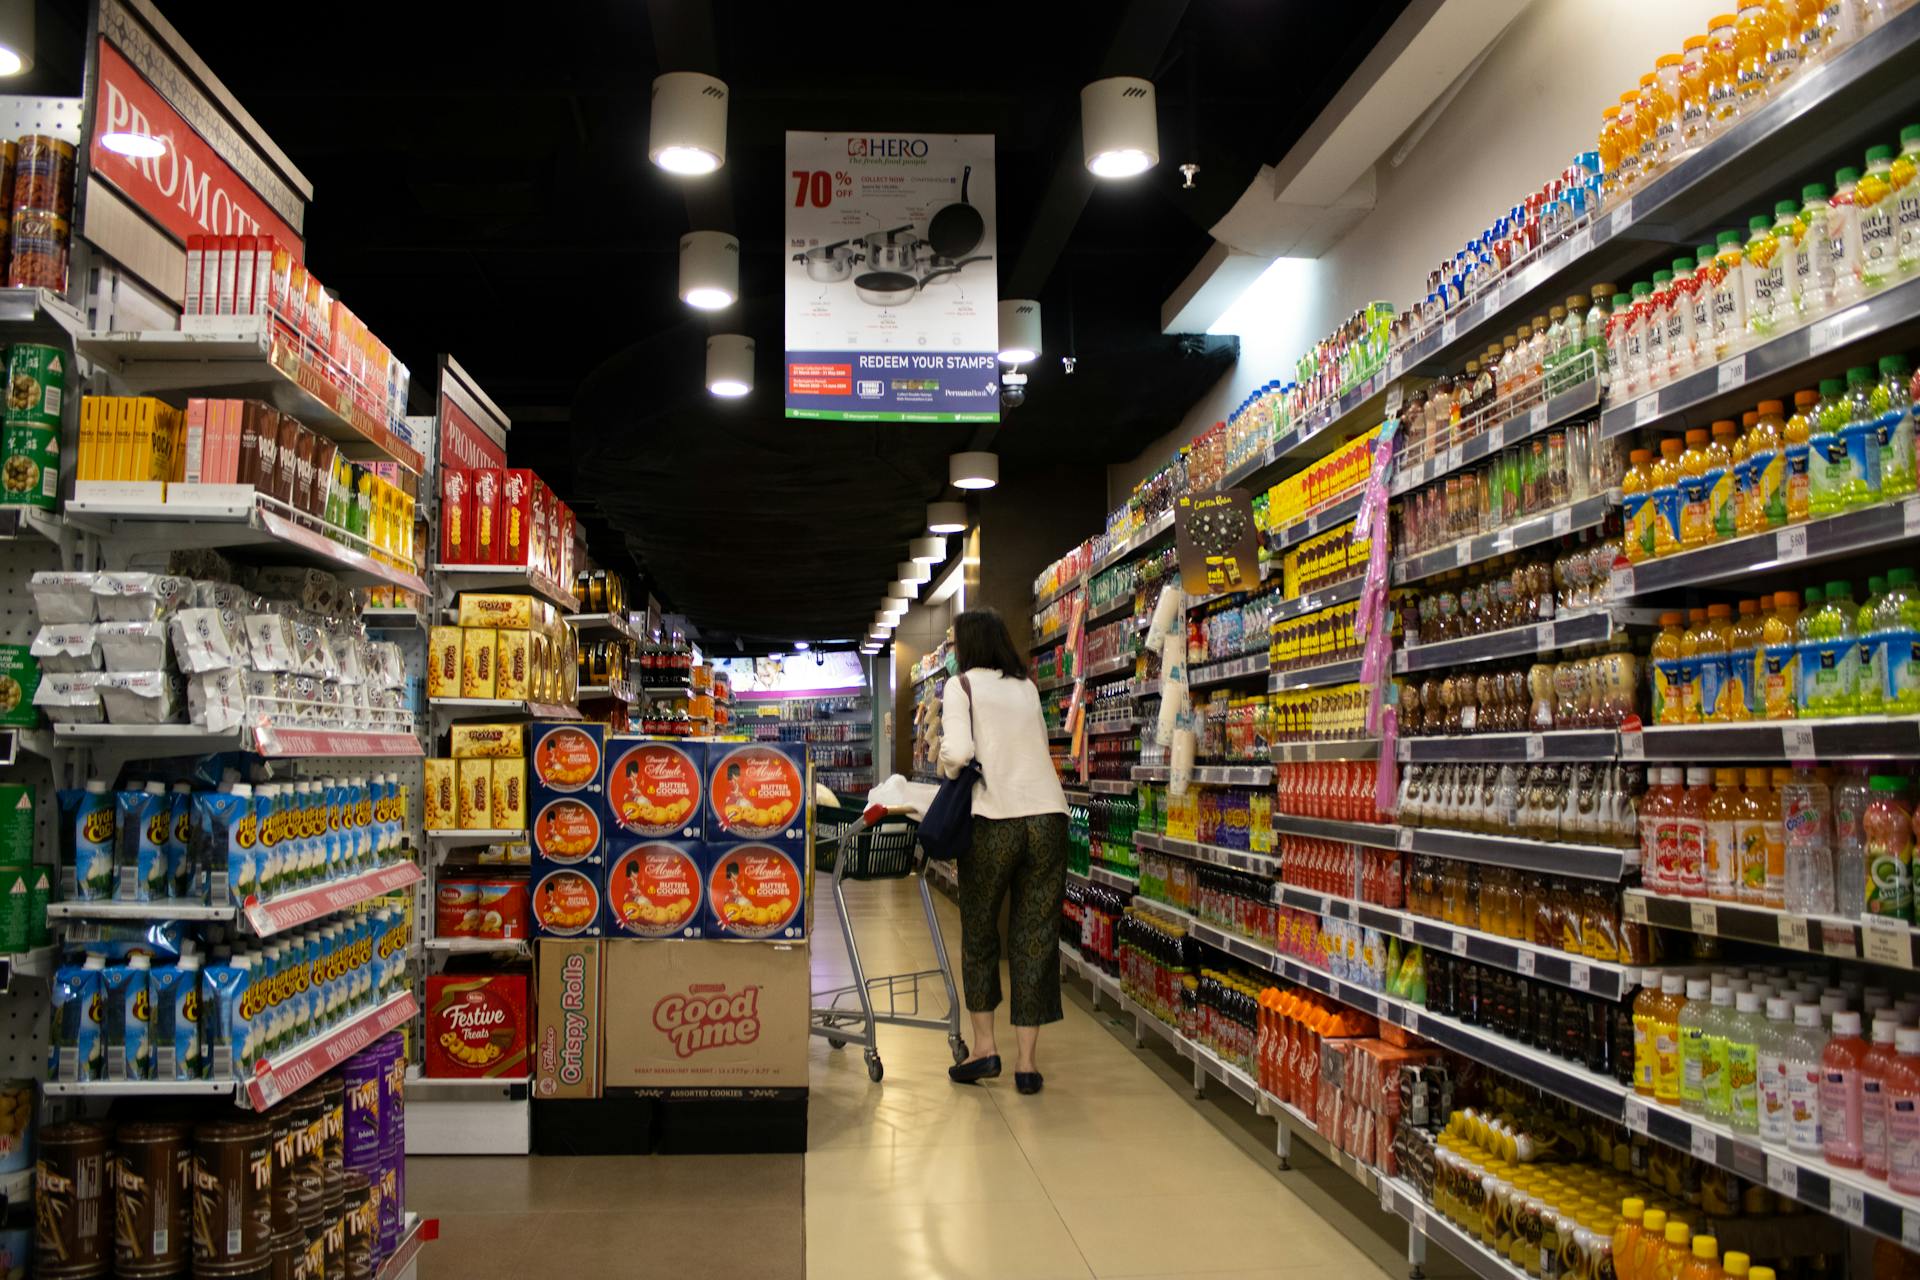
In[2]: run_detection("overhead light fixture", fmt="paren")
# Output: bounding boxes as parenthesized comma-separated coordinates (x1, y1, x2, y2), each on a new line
(793, 641, 810, 651)
(100, 132, 166, 159)
(0, 1, 32, 76)
(927, 502, 968, 534)
(868, 625, 889, 640)
(998, 299, 1041, 364)
(649, 71, 728, 175)
(910, 536, 947, 565)
(1082, 76, 1159, 178)
(706, 335, 753, 397)
(875, 607, 900, 625)
(889, 579, 919, 600)
(949, 452, 998, 490)
(898, 560, 930, 586)
(679, 231, 739, 309)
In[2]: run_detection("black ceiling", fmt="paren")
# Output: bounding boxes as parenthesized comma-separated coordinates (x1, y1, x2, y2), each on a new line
(134, 0, 1405, 647)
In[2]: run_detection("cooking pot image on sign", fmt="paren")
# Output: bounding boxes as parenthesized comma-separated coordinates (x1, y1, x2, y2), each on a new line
(852, 256, 992, 307)
(792, 239, 861, 283)
(860, 225, 920, 274)
(925, 165, 985, 259)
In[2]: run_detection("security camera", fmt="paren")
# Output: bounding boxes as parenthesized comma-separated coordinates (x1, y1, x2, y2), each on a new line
(1001, 370, 1028, 410)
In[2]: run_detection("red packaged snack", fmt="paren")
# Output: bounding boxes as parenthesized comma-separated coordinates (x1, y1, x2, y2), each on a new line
(555, 499, 572, 591)
(528, 479, 551, 581)
(424, 974, 529, 1079)
(472, 467, 502, 564)
(434, 878, 530, 940)
(499, 468, 534, 566)
(440, 468, 472, 564)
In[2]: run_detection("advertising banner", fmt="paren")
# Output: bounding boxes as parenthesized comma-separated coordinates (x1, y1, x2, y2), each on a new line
(1175, 489, 1260, 597)
(784, 132, 999, 423)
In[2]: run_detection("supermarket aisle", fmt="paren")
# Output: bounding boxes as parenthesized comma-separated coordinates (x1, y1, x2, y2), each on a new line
(805, 875, 1443, 1280)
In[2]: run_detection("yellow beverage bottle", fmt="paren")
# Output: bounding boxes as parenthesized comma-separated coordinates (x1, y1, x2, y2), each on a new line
(1735, 768, 1771, 905)
(1734, 2, 1780, 110)
(1656, 1220, 1694, 1280)
(1681, 607, 1711, 723)
(1708, 420, 1738, 542)
(1599, 107, 1625, 196)
(1683, 1235, 1724, 1280)
(1632, 985, 1664, 1096)
(1679, 428, 1712, 549)
(1729, 421, 1752, 535)
(1703, 604, 1736, 721)
(1636, 1210, 1672, 1280)
(1729, 598, 1764, 720)
(1653, 611, 1687, 725)
(1724, 1252, 1750, 1280)
(1765, 767, 1791, 908)
(1747, 399, 1787, 530)
(1763, 591, 1801, 720)
(1706, 767, 1743, 901)
(1653, 437, 1686, 557)
(1653, 976, 1687, 1103)
(1623, 448, 1656, 563)
(1784, 389, 1816, 523)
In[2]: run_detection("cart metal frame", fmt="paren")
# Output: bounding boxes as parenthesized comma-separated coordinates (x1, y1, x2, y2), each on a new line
(809, 804, 967, 1082)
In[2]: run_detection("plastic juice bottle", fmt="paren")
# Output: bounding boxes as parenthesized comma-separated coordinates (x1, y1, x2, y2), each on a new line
(1678, 36, 1713, 147)
(1655, 1218, 1692, 1280)
(1771, 199, 1805, 314)
(1809, 582, 1859, 717)
(1763, 592, 1802, 720)
(1708, 421, 1738, 542)
(1706, 767, 1743, 901)
(1783, 761, 1835, 912)
(1786, 1002, 1828, 1153)
(1623, 281, 1653, 396)
(1634, 975, 1666, 1095)
(1735, 1, 1778, 106)
(1646, 274, 1672, 388)
(1758, 995, 1797, 1143)
(1822, 1009, 1869, 1168)
(1730, 598, 1764, 719)
(1700, 979, 1738, 1119)
(1648, 54, 1683, 171)
(1654, 973, 1688, 1104)
(1882, 568, 1920, 714)
(1897, 126, 1920, 276)
(1885, 1027, 1920, 1193)
(1743, 215, 1785, 337)
(1679, 429, 1714, 549)
(1808, 381, 1848, 518)
(1862, 1015, 1901, 1179)
(1616, 1199, 1647, 1280)
(1780, 389, 1814, 523)
(1680, 767, 1713, 896)
(1680, 977, 1716, 1112)
(1690, 243, 1721, 364)
(1623, 448, 1655, 563)
(1841, 365, 1882, 510)
(1800, 184, 1833, 313)
(1599, 106, 1625, 196)
(1829, 167, 1864, 307)
(1635, 1209, 1670, 1280)
(1767, 767, 1793, 908)
(1876, 354, 1914, 498)
(1859, 146, 1898, 291)
(1585, 286, 1615, 387)
(1680, 609, 1711, 724)
(1652, 438, 1686, 558)
(1727, 988, 1766, 1131)
(1858, 576, 1889, 716)
(1667, 260, 1698, 380)
(1740, 401, 1781, 533)
(1735, 768, 1771, 904)
(1632, 75, 1661, 183)
(1641, 766, 1679, 888)
(1702, 605, 1737, 722)
(1711, 231, 1749, 360)
(1731, 415, 1755, 533)
(1836, 763, 1873, 915)
(1683, 1234, 1723, 1280)
(1724, 1253, 1749, 1280)
(1865, 775, 1913, 920)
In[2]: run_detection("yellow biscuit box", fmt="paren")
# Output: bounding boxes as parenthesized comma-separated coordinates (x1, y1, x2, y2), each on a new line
(460, 627, 498, 699)
(456, 758, 494, 829)
(456, 592, 533, 631)
(427, 627, 463, 699)
(450, 723, 524, 759)
(492, 758, 528, 831)
(423, 759, 458, 831)
(495, 629, 531, 701)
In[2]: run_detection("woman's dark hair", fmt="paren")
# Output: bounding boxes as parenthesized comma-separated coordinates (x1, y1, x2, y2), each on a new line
(952, 608, 1027, 681)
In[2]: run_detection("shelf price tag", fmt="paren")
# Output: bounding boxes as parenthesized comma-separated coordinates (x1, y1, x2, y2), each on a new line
(1635, 394, 1662, 426)
(1380, 1180, 1396, 1213)
(1446, 445, 1464, 474)
(1625, 1097, 1650, 1133)
(1525, 733, 1546, 761)
(1389, 352, 1405, 381)
(1830, 1183, 1866, 1226)
(1451, 933, 1470, 956)
(1782, 724, 1815, 757)
(1569, 963, 1591, 991)
(1610, 564, 1636, 601)
(1904, 1209, 1920, 1253)
(1608, 198, 1635, 236)
(1691, 1126, 1719, 1163)
(1515, 949, 1536, 976)
(1377, 995, 1392, 1019)
(1400, 917, 1417, 941)
(1570, 229, 1594, 258)
(1620, 729, 1645, 761)
(1861, 916, 1913, 969)
(1689, 901, 1719, 934)
(1529, 404, 1549, 435)
(1398, 828, 1414, 851)
(1442, 317, 1458, 344)
(1717, 355, 1748, 392)
(1778, 915, 1811, 952)
(1553, 508, 1574, 537)
(1777, 525, 1808, 563)
(1766, 1156, 1798, 1198)
(1624, 894, 1649, 925)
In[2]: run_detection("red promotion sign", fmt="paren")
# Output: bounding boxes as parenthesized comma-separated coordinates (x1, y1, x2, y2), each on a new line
(439, 393, 506, 471)
(89, 40, 302, 251)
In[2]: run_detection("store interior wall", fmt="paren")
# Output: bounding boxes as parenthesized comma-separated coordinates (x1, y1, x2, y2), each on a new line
(975, 463, 1105, 646)
(891, 594, 956, 775)
(1108, 0, 1724, 505)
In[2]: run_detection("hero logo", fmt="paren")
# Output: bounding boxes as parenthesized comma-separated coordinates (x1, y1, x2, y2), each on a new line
(653, 982, 761, 1058)
(847, 137, 929, 159)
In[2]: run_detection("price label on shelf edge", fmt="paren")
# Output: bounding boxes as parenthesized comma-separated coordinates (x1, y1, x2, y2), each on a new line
(1570, 228, 1594, 258)
(1624, 894, 1649, 924)
(1529, 403, 1548, 435)
(1861, 916, 1913, 969)
(1451, 933, 1469, 956)
(1634, 394, 1662, 426)
(1552, 507, 1573, 537)
(1904, 1209, 1920, 1253)
(1609, 563, 1635, 600)
(1397, 828, 1414, 851)
(1442, 317, 1458, 344)
(1691, 1126, 1719, 1163)
(1569, 962, 1591, 992)
(1717, 354, 1748, 392)
(1830, 1182, 1866, 1226)
(1515, 949, 1536, 977)
(1777, 525, 1808, 564)
(1620, 729, 1645, 761)
(1782, 724, 1816, 757)
(1767, 1156, 1798, 1197)
(1525, 733, 1546, 761)
(1625, 1097, 1649, 1133)
(1689, 901, 1719, 934)
(1778, 914, 1811, 952)
(1906, 498, 1920, 538)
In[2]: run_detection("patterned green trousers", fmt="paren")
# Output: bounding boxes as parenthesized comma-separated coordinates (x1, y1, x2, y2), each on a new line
(957, 812, 1069, 1026)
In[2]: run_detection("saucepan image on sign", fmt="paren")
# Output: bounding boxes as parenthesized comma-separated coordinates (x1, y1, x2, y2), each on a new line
(1176, 488, 1259, 596)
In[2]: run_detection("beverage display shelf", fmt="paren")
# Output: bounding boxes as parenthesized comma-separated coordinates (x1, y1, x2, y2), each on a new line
(65, 492, 430, 594)
(77, 323, 424, 472)
(1188, 1036, 1263, 1109)
(1624, 1093, 1920, 1248)
(1268, 813, 1399, 850)
(1066, 867, 1089, 890)
(1056, 942, 1122, 1004)
(362, 606, 426, 628)
(245, 991, 420, 1110)
(1036, 672, 1075, 693)
(1268, 492, 1367, 556)
(1394, 607, 1638, 675)
(1086, 594, 1139, 627)
(1391, 376, 1604, 498)
(243, 861, 423, 938)
(51, 723, 424, 759)
(1601, 273, 1920, 441)
(1235, 374, 1397, 492)
(1063, 788, 1095, 804)
(1034, 574, 1084, 612)
(1276, 885, 1627, 999)
(1268, 657, 1365, 692)
(1623, 888, 1920, 967)
(1184, 919, 1630, 1116)
(1130, 896, 1198, 927)
(1627, 715, 1920, 760)
(1094, 510, 1176, 577)
(1190, 652, 1273, 689)
(1272, 575, 1367, 625)
(1119, 991, 1193, 1061)
(427, 697, 580, 721)
(1616, 497, 1920, 597)
(1129, 764, 1273, 787)
(565, 611, 636, 640)
(432, 562, 580, 612)
(1088, 779, 1134, 795)
(1087, 716, 1140, 734)
(1029, 629, 1067, 651)
(1272, 738, 1382, 762)
(1085, 651, 1138, 680)
(576, 684, 634, 704)
(1395, 5, 1920, 376)
(49, 899, 237, 921)
(1398, 729, 1621, 762)
(1379, 1178, 1520, 1280)
(1135, 829, 1282, 876)
(1394, 490, 1619, 587)
(1089, 864, 1139, 892)
(1400, 826, 1632, 883)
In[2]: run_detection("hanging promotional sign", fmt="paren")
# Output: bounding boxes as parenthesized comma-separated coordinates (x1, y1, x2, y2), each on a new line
(784, 132, 999, 423)
(1175, 489, 1260, 596)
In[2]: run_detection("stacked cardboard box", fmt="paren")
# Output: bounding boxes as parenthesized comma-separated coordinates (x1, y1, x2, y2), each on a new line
(423, 723, 527, 833)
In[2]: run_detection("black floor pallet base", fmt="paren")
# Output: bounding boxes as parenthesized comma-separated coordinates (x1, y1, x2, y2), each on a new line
(532, 1092, 809, 1156)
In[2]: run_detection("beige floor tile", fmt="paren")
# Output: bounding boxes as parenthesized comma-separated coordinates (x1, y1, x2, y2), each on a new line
(1020, 1137, 1286, 1200)
(1052, 1192, 1374, 1276)
(553, 1152, 802, 1209)
(404, 1156, 580, 1214)
(806, 1198, 1094, 1280)
(520, 1208, 805, 1279)
(416, 1211, 544, 1279)
(806, 1136, 1046, 1205)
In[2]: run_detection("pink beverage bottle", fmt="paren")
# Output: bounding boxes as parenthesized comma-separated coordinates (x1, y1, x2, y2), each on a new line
(1885, 1027, 1920, 1194)
(1822, 1010, 1869, 1168)
(1677, 768, 1713, 897)
(1642, 770, 1677, 894)
(1862, 1015, 1900, 1180)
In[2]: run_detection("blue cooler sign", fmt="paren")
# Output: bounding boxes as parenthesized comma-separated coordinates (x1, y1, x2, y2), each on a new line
(785, 132, 1000, 423)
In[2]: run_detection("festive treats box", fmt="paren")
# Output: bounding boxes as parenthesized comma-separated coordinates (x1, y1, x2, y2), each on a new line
(423, 973, 529, 1079)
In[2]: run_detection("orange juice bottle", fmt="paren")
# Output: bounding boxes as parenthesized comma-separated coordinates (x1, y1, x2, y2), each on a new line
(1648, 54, 1684, 173)
(1734, 1, 1781, 110)
(1653, 437, 1686, 557)
(1735, 768, 1771, 903)
(1600, 106, 1625, 196)
(1784, 389, 1817, 523)
(1708, 420, 1738, 542)
(1654, 974, 1689, 1103)
(1747, 399, 1788, 531)
(1617, 91, 1643, 191)
(1724, 1252, 1751, 1280)
(1679, 428, 1713, 548)
(1763, 591, 1801, 720)
(1706, 768, 1744, 901)
(1656, 1218, 1693, 1280)
(1706, 15, 1742, 129)
(1616, 1199, 1648, 1278)
(1729, 598, 1764, 719)
(1653, 611, 1687, 725)
(1634, 74, 1662, 181)
(1683, 1234, 1724, 1280)
(1701, 604, 1736, 721)
(1765, 767, 1792, 908)
(1633, 982, 1666, 1096)
(1637, 1209, 1672, 1280)
(1681, 607, 1711, 723)
(1623, 447, 1656, 563)
(1679, 36, 1713, 146)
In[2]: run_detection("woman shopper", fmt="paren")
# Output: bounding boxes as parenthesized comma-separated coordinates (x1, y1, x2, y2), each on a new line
(938, 608, 1070, 1094)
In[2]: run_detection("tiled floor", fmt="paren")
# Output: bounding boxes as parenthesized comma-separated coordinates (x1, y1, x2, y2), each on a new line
(411, 875, 1454, 1280)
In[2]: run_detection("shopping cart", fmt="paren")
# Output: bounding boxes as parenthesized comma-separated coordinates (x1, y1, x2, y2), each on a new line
(809, 803, 967, 1082)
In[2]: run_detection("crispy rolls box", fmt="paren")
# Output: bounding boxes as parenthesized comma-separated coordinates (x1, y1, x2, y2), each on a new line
(530, 721, 607, 938)
(535, 938, 602, 1099)
(602, 939, 809, 1090)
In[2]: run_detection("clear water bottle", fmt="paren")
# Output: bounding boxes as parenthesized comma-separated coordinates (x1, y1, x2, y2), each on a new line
(1833, 763, 1871, 915)
(1781, 761, 1835, 914)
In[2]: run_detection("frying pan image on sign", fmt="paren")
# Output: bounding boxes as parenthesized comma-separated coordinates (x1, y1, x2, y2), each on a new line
(925, 165, 984, 259)
(793, 238, 860, 282)
(852, 255, 992, 307)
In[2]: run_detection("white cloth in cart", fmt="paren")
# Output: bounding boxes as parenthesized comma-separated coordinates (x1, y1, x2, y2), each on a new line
(865, 774, 941, 820)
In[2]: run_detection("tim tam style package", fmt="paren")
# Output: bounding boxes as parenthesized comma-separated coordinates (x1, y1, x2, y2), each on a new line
(602, 939, 809, 1090)
(604, 737, 703, 841)
(534, 938, 602, 1100)
(703, 842, 805, 940)
(705, 743, 806, 847)
(424, 973, 529, 1079)
(603, 839, 704, 939)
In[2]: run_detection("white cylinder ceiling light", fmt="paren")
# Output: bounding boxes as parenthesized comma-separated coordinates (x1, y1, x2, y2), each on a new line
(998, 299, 1041, 364)
(1082, 76, 1159, 179)
(0, 1, 32, 77)
(897, 560, 930, 585)
(706, 335, 754, 398)
(910, 536, 947, 565)
(949, 452, 998, 490)
(649, 72, 728, 175)
(679, 232, 738, 310)
(927, 502, 968, 534)
(869, 625, 889, 640)
(889, 579, 919, 599)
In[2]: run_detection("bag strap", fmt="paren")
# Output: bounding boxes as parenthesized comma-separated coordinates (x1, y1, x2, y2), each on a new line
(958, 672, 979, 767)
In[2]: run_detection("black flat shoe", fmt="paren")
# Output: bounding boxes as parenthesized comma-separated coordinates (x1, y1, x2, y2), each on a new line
(948, 1055, 1001, 1084)
(1015, 1071, 1044, 1095)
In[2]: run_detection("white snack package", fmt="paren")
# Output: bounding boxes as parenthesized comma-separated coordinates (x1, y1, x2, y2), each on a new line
(170, 609, 245, 674)
(92, 572, 191, 623)
(33, 671, 103, 723)
(31, 624, 98, 673)
(97, 670, 180, 725)
(329, 636, 366, 686)
(188, 670, 250, 734)
(244, 614, 298, 673)
(95, 621, 170, 673)
(29, 571, 98, 624)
